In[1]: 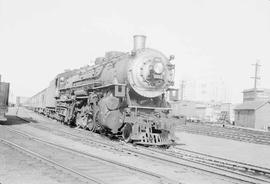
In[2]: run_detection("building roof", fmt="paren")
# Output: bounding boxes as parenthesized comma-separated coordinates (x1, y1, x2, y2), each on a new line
(234, 101, 269, 110)
(243, 88, 270, 93)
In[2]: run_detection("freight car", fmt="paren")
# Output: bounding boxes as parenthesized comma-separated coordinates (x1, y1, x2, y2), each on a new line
(0, 75, 10, 121)
(26, 35, 178, 146)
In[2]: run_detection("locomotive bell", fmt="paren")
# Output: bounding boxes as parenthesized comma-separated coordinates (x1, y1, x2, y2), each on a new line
(133, 35, 146, 51)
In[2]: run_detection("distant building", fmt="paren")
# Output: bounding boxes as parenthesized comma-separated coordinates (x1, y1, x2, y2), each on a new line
(233, 62, 270, 130)
(182, 77, 230, 103)
(234, 88, 270, 130)
(234, 101, 270, 130)
(220, 103, 235, 124)
(243, 88, 270, 102)
(16, 96, 29, 107)
(170, 100, 197, 119)
(170, 100, 232, 123)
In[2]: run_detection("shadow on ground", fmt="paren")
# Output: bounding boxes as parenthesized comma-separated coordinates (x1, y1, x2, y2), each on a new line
(0, 115, 39, 125)
(18, 116, 40, 124)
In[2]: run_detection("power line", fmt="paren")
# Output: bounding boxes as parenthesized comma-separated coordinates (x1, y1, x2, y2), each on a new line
(251, 60, 261, 90)
(250, 60, 261, 99)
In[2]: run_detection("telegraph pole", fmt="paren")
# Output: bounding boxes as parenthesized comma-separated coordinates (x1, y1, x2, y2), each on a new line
(180, 80, 185, 101)
(251, 60, 261, 97)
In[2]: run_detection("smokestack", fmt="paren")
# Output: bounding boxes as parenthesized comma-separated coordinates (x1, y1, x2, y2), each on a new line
(133, 35, 146, 51)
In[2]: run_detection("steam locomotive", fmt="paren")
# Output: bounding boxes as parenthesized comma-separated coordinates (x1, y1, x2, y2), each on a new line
(26, 35, 178, 146)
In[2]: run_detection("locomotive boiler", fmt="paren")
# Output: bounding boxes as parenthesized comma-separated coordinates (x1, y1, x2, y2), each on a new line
(27, 35, 177, 146)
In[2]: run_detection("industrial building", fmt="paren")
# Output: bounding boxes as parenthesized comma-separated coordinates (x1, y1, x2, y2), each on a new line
(234, 87, 270, 130)
(243, 88, 270, 102)
(170, 100, 198, 120)
(234, 100, 270, 130)
(234, 61, 270, 130)
(169, 100, 233, 123)
(179, 76, 230, 103)
(16, 96, 29, 107)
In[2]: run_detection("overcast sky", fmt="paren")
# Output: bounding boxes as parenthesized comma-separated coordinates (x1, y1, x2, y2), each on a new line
(0, 0, 270, 103)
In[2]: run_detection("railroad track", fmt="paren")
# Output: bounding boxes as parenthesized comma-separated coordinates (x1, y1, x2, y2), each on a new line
(172, 147, 270, 177)
(0, 121, 174, 184)
(0, 138, 102, 184)
(177, 124, 270, 145)
(14, 108, 270, 184)
(0, 139, 90, 184)
(151, 147, 270, 180)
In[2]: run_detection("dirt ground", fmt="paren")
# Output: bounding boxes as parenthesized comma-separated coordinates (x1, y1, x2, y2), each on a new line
(0, 141, 87, 184)
(175, 131, 270, 169)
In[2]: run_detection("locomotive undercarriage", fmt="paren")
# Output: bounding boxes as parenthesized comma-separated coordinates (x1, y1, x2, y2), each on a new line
(122, 110, 176, 146)
(75, 100, 100, 131)
(45, 84, 176, 147)
(36, 103, 176, 147)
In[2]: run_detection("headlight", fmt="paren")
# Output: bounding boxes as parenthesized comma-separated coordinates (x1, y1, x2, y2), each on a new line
(153, 62, 164, 74)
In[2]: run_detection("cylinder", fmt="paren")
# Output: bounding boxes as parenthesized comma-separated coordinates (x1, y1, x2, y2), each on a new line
(133, 35, 146, 50)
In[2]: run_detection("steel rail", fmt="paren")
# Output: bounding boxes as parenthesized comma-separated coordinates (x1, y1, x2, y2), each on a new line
(1, 124, 175, 184)
(173, 147, 270, 175)
(16, 113, 270, 184)
(0, 137, 105, 184)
